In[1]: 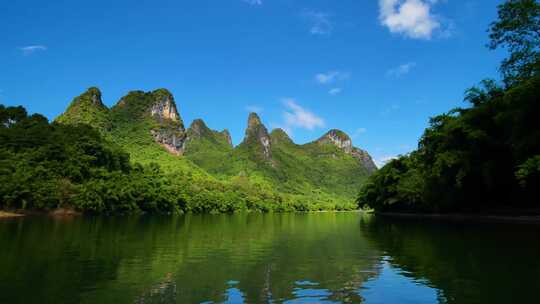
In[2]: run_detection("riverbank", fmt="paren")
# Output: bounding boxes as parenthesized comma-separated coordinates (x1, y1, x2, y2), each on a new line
(378, 212, 540, 224)
(0, 211, 25, 218)
(0, 208, 82, 219)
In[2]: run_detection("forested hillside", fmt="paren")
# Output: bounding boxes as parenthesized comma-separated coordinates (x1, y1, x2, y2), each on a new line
(358, 0, 540, 213)
(0, 84, 376, 213)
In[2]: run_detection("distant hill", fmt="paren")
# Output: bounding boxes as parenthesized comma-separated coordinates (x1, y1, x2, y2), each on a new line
(56, 87, 376, 206)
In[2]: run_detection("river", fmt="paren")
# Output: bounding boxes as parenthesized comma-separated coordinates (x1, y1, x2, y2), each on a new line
(0, 212, 538, 303)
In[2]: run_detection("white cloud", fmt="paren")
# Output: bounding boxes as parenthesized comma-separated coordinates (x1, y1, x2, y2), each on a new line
(387, 62, 416, 77)
(243, 0, 262, 5)
(378, 0, 441, 39)
(245, 105, 263, 113)
(303, 10, 333, 35)
(281, 98, 325, 132)
(315, 71, 350, 85)
(374, 155, 398, 168)
(328, 88, 342, 95)
(19, 45, 47, 55)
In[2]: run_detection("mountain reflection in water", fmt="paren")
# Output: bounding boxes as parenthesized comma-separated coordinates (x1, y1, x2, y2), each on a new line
(1, 213, 539, 304)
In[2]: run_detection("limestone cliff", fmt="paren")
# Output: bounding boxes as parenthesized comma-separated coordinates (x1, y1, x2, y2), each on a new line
(242, 113, 272, 160)
(113, 89, 187, 155)
(149, 89, 183, 125)
(318, 129, 377, 173)
(351, 147, 377, 173)
(147, 90, 186, 155)
(318, 129, 354, 153)
(56, 87, 378, 201)
(221, 129, 233, 147)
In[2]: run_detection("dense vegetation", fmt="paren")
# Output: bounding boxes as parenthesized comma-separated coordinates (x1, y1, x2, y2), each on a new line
(0, 105, 361, 213)
(358, 0, 540, 213)
(194, 119, 371, 201)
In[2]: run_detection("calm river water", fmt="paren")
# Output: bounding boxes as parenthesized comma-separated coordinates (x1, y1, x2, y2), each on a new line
(0, 212, 539, 303)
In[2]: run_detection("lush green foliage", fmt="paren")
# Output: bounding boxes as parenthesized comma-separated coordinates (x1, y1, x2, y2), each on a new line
(108, 99, 359, 212)
(358, 1, 540, 213)
(2, 50, 370, 215)
(0, 102, 358, 213)
(359, 75, 540, 212)
(185, 123, 370, 202)
(183, 119, 233, 171)
(489, 0, 540, 85)
(55, 87, 111, 131)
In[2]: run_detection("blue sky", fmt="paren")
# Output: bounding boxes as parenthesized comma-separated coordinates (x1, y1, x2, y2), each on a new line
(1, 0, 506, 166)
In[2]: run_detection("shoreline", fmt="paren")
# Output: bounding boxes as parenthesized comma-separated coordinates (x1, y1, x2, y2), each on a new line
(0, 208, 82, 220)
(377, 212, 540, 224)
(0, 207, 364, 218)
(0, 211, 25, 218)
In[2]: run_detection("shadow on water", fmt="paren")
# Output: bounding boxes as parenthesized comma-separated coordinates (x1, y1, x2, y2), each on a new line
(1, 213, 538, 303)
(360, 216, 540, 304)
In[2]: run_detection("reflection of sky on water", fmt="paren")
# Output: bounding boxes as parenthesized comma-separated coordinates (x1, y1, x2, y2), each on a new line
(200, 260, 440, 304)
(360, 260, 440, 304)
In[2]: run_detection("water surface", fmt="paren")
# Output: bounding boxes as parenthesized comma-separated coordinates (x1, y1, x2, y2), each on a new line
(0, 213, 539, 303)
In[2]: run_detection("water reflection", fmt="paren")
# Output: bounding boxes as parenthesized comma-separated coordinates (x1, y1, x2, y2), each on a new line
(360, 217, 540, 304)
(1, 213, 538, 303)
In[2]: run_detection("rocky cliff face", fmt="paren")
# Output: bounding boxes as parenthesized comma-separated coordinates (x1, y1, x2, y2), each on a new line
(147, 90, 186, 155)
(150, 89, 182, 124)
(150, 128, 186, 155)
(318, 129, 354, 153)
(85, 87, 106, 108)
(56, 86, 378, 201)
(351, 147, 377, 173)
(113, 89, 187, 155)
(221, 129, 233, 147)
(242, 113, 272, 160)
(318, 129, 377, 173)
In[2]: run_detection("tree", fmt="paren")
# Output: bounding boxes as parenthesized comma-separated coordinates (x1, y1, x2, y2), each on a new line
(489, 0, 540, 86)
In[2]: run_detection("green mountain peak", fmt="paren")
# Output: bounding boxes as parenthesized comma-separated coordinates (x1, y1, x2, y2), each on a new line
(188, 119, 211, 138)
(316, 129, 377, 173)
(317, 129, 353, 152)
(83, 87, 106, 107)
(55, 87, 111, 131)
(184, 119, 234, 170)
(53, 88, 376, 210)
(242, 112, 272, 160)
(247, 112, 263, 128)
(221, 129, 233, 147)
(111, 89, 187, 155)
(149, 89, 182, 124)
(112, 89, 183, 127)
(270, 128, 294, 145)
